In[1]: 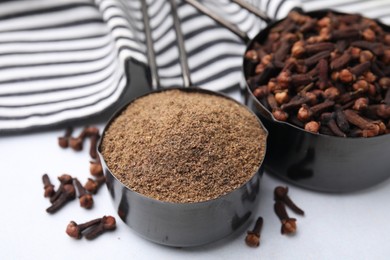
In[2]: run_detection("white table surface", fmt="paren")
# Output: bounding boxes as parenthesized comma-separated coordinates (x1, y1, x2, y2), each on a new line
(1, 90, 390, 260)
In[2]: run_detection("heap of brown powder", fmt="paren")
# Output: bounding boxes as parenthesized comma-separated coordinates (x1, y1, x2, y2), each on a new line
(101, 89, 266, 203)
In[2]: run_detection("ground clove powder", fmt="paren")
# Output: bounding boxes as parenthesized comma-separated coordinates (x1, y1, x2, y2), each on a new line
(101, 89, 266, 203)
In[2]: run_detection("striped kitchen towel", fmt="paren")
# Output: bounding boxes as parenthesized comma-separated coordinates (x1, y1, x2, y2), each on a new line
(0, 0, 389, 133)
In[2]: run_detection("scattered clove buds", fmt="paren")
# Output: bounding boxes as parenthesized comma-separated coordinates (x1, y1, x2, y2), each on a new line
(44, 125, 114, 242)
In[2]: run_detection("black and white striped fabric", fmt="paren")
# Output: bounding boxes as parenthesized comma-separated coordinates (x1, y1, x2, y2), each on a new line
(0, 0, 147, 132)
(0, 0, 389, 133)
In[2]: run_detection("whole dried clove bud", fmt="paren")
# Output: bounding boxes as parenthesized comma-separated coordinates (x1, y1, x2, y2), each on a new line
(323, 87, 340, 100)
(343, 110, 379, 137)
(281, 95, 310, 110)
(245, 50, 258, 62)
(379, 77, 390, 90)
(291, 41, 305, 57)
(267, 79, 277, 93)
(350, 47, 361, 59)
(318, 59, 329, 89)
(382, 49, 390, 64)
(298, 100, 335, 122)
(274, 201, 297, 235)
(353, 97, 369, 111)
(359, 50, 374, 63)
(297, 104, 311, 122)
(89, 133, 100, 159)
(50, 174, 73, 203)
(58, 127, 73, 149)
(66, 218, 102, 239)
(42, 174, 55, 198)
(330, 52, 351, 70)
(84, 176, 106, 194)
(368, 104, 390, 119)
(352, 80, 369, 92)
(84, 216, 116, 240)
(73, 178, 93, 209)
(363, 71, 377, 83)
(306, 42, 334, 54)
(321, 113, 347, 137)
(350, 61, 371, 77)
(277, 71, 291, 88)
(274, 41, 292, 62)
(274, 186, 305, 215)
(339, 69, 354, 83)
(272, 109, 289, 122)
(362, 28, 376, 42)
(275, 91, 290, 105)
(69, 128, 88, 151)
(299, 18, 317, 33)
(288, 11, 311, 24)
(252, 86, 268, 98)
(304, 121, 320, 133)
(331, 28, 360, 41)
(385, 34, 390, 45)
(351, 41, 384, 56)
(334, 105, 350, 132)
(384, 88, 390, 105)
(90, 159, 103, 177)
(304, 50, 331, 67)
(46, 184, 76, 214)
(245, 217, 263, 248)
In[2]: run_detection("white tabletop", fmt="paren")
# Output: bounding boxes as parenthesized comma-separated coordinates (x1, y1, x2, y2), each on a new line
(1, 88, 390, 260)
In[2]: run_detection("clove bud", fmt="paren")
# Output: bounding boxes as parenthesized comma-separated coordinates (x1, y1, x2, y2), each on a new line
(245, 217, 263, 248)
(46, 184, 76, 214)
(73, 178, 93, 209)
(274, 186, 304, 215)
(66, 218, 102, 239)
(42, 173, 55, 198)
(274, 201, 297, 235)
(83, 216, 116, 240)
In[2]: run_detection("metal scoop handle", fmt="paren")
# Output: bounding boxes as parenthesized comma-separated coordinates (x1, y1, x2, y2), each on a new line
(185, 0, 272, 44)
(141, 0, 272, 89)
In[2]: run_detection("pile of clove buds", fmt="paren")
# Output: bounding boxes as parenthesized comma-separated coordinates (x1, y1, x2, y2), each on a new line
(42, 126, 113, 240)
(246, 11, 390, 137)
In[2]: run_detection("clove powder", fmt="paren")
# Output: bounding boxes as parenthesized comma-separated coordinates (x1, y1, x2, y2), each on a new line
(101, 89, 266, 203)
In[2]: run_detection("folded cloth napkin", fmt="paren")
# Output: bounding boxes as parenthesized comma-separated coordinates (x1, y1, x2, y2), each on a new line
(0, 0, 389, 133)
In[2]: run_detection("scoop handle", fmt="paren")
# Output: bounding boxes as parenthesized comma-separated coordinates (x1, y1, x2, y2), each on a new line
(185, 0, 272, 44)
(170, 0, 192, 88)
(141, 0, 160, 90)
